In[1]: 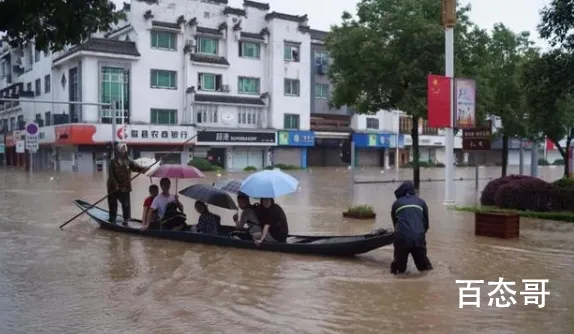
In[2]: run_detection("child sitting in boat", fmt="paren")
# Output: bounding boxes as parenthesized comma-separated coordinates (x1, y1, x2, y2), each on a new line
(142, 184, 159, 227)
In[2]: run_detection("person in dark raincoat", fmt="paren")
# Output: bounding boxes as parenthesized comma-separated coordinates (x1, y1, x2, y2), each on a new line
(390, 180, 433, 274)
(106, 143, 146, 225)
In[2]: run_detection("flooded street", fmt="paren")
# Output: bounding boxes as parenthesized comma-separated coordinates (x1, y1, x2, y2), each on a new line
(1, 166, 573, 333)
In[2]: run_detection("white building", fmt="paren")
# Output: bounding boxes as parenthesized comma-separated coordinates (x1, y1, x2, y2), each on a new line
(0, 0, 313, 172)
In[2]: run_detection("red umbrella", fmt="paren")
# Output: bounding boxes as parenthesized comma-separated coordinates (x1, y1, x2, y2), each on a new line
(148, 164, 205, 191)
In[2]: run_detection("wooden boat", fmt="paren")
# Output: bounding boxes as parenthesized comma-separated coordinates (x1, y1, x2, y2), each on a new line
(74, 199, 394, 257)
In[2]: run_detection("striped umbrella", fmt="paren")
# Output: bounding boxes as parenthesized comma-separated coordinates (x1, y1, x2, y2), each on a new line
(213, 178, 243, 194)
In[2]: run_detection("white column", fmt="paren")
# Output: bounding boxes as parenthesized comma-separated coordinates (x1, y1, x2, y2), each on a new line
(444, 28, 455, 205)
(384, 149, 390, 169)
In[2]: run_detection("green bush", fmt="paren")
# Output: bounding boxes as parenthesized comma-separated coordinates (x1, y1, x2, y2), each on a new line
(243, 166, 257, 171)
(264, 163, 299, 170)
(188, 158, 220, 171)
(538, 158, 550, 165)
(552, 178, 574, 211)
(346, 205, 375, 215)
(403, 161, 443, 168)
(553, 159, 565, 165)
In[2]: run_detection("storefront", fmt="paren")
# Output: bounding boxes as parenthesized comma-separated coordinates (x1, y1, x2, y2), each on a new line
(404, 135, 445, 164)
(307, 131, 351, 167)
(195, 129, 277, 171)
(352, 132, 403, 167)
(274, 130, 314, 168)
(4, 131, 26, 168)
(0, 134, 4, 166)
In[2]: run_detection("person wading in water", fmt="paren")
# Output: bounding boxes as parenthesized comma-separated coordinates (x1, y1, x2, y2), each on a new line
(106, 143, 146, 225)
(390, 180, 433, 275)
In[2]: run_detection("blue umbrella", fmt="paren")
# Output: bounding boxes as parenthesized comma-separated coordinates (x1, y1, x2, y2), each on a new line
(239, 169, 299, 198)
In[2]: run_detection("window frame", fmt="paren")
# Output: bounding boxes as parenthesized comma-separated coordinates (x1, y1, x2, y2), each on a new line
(283, 113, 300, 129)
(239, 41, 261, 59)
(238, 76, 260, 95)
(315, 83, 328, 99)
(150, 30, 177, 50)
(284, 44, 300, 62)
(197, 37, 218, 55)
(150, 108, 178, 125)
(150, 69, 177, 89)
(284, 79, 300, 96)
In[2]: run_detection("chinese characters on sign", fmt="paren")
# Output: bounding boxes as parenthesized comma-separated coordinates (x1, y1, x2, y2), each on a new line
(117, 126, 189, 142)
(198, 131, 276, 143)
(456, 278, 549, 308)
(462, 125, 492, 151)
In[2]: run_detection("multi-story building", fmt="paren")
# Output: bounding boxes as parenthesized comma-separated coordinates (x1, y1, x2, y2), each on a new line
(0, 0, 314, 172)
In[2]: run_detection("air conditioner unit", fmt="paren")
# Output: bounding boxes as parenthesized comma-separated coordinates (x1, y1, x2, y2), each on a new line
(221, 84, 230, 92)
(187, 38, 196, 46)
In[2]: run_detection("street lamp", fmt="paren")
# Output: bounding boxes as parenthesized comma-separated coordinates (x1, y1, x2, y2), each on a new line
(442, 0, 456, 205)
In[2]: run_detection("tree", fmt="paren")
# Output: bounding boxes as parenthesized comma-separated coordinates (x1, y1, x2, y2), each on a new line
(539, 0, 574, 50)
(324, 0, 478, 189)
(521, 50, 574, 176)
(481, 24, 535, 176)
(0, 0, 123, 51)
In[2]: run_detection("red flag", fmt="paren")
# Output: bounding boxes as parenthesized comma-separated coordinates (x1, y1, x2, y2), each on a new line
(546, 139, 556, 150)
(427, 74, 451, 128)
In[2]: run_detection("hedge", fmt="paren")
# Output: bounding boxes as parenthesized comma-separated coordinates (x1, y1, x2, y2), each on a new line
(403, 161, 445, 168)
(454, 206, 574, 223)
(188, 158, 220, 171)
(480, 175, 574, 213)
(480, 175, 533, 206)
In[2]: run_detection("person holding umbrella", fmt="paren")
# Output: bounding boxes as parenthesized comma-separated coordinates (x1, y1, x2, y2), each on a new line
(106, 143, 147, 225)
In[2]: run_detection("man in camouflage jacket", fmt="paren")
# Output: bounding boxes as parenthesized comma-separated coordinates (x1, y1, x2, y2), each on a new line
(107, 143, 146, 224)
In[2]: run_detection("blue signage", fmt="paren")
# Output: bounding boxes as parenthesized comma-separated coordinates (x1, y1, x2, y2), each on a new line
(353, 133, 404, 148)
(278, 131, 315, 146)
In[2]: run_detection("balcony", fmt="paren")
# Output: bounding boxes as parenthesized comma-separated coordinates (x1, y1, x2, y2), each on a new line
(194, 104, 267, 129)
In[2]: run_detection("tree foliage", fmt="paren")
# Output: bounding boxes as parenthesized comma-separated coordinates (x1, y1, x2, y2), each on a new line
(324, 0, 480, 188)
(520, 50, 574, 176)
(539, 0, 574, 50)
(0, 0, 123, 51)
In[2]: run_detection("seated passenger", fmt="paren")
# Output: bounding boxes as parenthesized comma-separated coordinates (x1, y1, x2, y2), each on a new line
(142, 184, 159, 227)
(192, 201, 220, 235)
(142, 177, 185, 231)
(234, 192, 260, 229)
(252, 198, 289, 244)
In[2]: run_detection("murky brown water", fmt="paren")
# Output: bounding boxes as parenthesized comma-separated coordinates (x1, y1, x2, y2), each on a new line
(1, 166, 573, 333)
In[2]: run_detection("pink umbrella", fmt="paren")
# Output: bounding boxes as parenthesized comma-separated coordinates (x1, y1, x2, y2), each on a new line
(149, 164, 205, 191)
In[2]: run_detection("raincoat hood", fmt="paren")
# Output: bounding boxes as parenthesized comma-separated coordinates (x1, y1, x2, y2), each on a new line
(394, 180, 416, 199)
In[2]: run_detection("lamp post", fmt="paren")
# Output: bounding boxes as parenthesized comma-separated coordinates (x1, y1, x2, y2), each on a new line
(394, 110, 400, 181)
(442, 0, 456, 205)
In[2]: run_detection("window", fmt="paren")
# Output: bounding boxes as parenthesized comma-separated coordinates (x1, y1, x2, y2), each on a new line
(421, 120, 439, 135)
(151, 30, 177, 50)
(238, 77, 260, 95)
(27, 82, 32, 92)
(9, 117, 15, 131)
(69, 67, 80, 122)
(284, 79, 300, 96)
(195, 104, 218, 124)
(366, 117, 379, 129)
(399, 116, 412, 134)
(44, 75, 50, 93)
(150, 70, 177, 89)
(17, 115, 24, 130)
(238, 107, 259, 125)
(150, 108, 177, 124)
(284, 114, 300, 129)
(101, 67, 130, 124)
(35, 78, 41, 96)
(315, 83, 328, 99)
(284, 43, 300, 61)
(35, 48, 41, 62)
(35, 113, 42, 125)
(314, 51, 329, 66)
(197, 37, 218, 55)
(239, 41, 260, 59)
(45, 112, 51, 126)
(198, 73, 222, 91)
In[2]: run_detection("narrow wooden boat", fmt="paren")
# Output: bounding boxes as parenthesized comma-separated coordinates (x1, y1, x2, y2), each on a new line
(74, 199, 394, 257)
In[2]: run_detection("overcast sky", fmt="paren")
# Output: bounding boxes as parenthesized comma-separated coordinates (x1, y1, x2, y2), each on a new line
(114, 0, 551, 47)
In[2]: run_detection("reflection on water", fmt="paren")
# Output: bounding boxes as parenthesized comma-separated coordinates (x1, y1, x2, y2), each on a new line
(0, 166, 573, 333)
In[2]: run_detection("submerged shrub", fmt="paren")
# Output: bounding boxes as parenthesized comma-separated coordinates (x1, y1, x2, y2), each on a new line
(480, 175, 533, 206)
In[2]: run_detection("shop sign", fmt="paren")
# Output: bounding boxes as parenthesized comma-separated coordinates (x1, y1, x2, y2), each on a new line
(116, 125, 193, 144)
(197, 130, 276, 144)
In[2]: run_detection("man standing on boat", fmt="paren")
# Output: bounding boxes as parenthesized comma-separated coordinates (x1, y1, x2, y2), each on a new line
(390, 180, 433, 275)
(107, 143, 146, 225)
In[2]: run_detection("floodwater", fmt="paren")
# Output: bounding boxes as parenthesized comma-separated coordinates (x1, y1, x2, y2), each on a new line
(1, 166, 573, 334)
